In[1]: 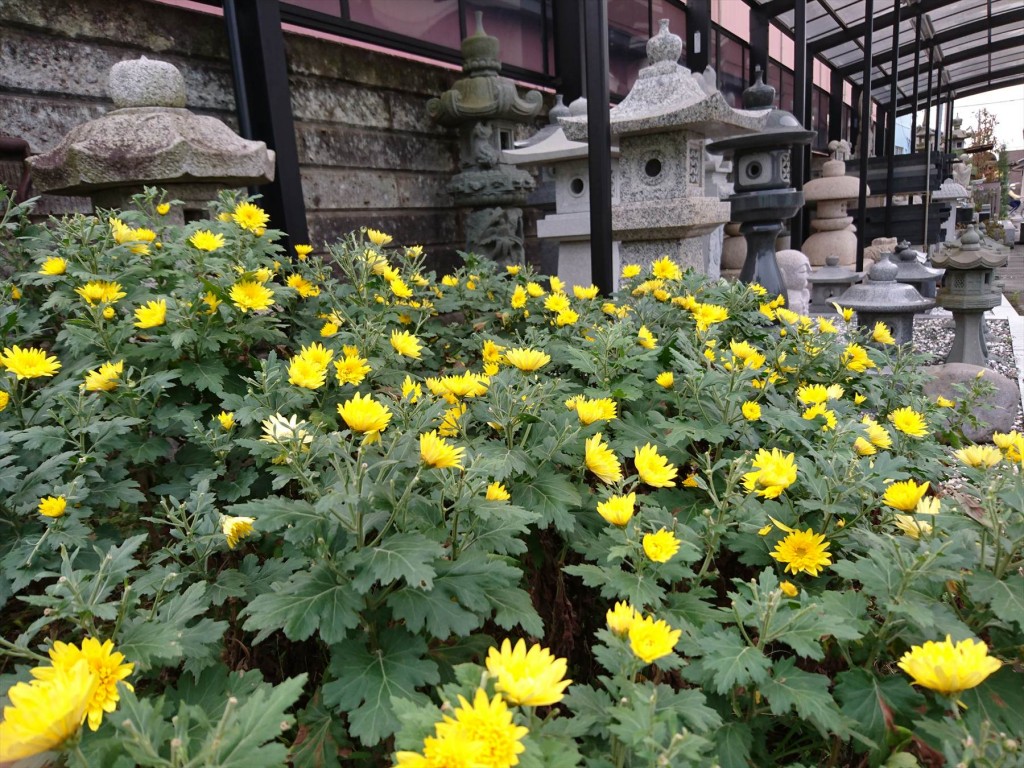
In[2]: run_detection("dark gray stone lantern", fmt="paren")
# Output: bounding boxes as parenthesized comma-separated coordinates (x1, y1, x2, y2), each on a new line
(893, 240, 943, 299)
(807, 254, 863, 313)
(931, 225, 1008, 365)
(834, 252, 934, 345)
(427, 12, 543, 265)
(707, 70, 815, 305)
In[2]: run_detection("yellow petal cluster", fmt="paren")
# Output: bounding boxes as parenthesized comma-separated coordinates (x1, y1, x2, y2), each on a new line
(898, 636, 1001, 696)
(888, 407, 928, 438)
(954, 444, 1003, 468)
(230, 280, 275, 313)
(882, 479, 931, 511)
(38, 495, 67, 518)
(1, 345, 62, 380)
(585, 433, 622, 484)
(134, 299, 167, 329)
(742, 448, 797, 499)
(221, 515, 256, 548)
(420, 430, 464, 470)
(338, 392, 392, 441)
(83, 360, 124, 392)
(596, 492, 635, 526)
(642, 528, 681, 562)
(391, 329, 423, 359)
(628, 613, 682, 664)
(485, 638, 571, 706)
(504, 347, 550, 371)
(770, 527, 832, 576)
(574, 397, 617, 425)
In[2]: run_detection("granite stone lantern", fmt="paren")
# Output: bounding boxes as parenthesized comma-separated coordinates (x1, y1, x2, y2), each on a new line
(931, 225, 1008, 365)
(503, 97, 622, 288)
(26, 57, 275, 224)
(427, 13, 543, 266)
(931, 177, 972, 243)
(892, 240, 943, 299)
(807, 254, 863, 313)
(560, 19, 764, 276)
(707, 71, 815, 304)
(801, 140, 864, 268)
(834, 252, 934, 345)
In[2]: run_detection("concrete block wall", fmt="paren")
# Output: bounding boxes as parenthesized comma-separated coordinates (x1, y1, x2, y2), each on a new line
(0, 0, 547, 268)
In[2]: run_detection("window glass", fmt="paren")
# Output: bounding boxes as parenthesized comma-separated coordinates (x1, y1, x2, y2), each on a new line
(717, 32, 746, 108)
(651, 0, 687, 45)
(609, 1, 650, 97)
(463, 1, 550, 73)
(284, 0, 342, 16)
(349, 0, 463, 50)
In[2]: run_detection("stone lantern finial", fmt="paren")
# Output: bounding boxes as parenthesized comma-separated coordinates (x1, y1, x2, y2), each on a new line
(108, 56, 186, 108)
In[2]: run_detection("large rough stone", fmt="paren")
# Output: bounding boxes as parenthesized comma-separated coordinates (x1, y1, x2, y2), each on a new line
(922, 364, 1021, 443)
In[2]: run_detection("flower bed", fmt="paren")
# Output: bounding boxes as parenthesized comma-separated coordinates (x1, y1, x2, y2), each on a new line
(1, 187, 1022, 767)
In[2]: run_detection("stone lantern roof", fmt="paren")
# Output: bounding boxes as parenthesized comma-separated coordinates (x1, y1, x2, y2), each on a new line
(27, 57, 275, 195)
(932, 224, 1008, 269)
(560, 20, 765, 142)
(931, 177, 971, 202)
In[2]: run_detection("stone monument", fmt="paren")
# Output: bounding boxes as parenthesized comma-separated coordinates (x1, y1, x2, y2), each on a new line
(834, 252, 934, 345)
(892, 240, 943, 299)
(427, 13, 543, 265)
(801, 140, 863, 267)
(807, 254, 863, 313)
(560, 19, 764, 276)
(503, 98, 622, 287)
(776, 249, 812, 315)
(707, 71, 815, 304)
(26, 57, 275, 223)
(931, 177, 972, 243)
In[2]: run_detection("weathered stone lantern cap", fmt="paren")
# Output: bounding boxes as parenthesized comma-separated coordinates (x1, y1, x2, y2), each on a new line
(706, 74, 815, 154)
(932, 225, 1008, 269)
(835, 252, 934, 312)
(808, 254, 863, 284)
(894, 241, 944, 280)
(931, 177, 971, 201)
(27, 56, 275, 195)
(560, 19, 766, 143)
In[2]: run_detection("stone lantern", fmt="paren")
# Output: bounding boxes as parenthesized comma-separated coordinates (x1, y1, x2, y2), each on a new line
(427, 13, 543, 265)
(931, 225, 1008, 365)
(560, 19, 764, 276)
(834, 252, 934, 345)
(931, 177, 972, 243)
(892, 240, 943, 298)
(707, 71, 815, 304)
(801, 140, 864, 268)
(503, 98, 622, 288)
(807, 254, 863, 313)
(26, 57, 275, 223)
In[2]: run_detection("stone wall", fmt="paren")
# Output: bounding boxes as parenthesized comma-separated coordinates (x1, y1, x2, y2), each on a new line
(0, 0, 550, 267)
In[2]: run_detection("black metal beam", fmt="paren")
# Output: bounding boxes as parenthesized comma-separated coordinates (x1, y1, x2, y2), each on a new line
(749, 7, 770, 89)
(922, 46, 934, 153)
(791, 0, 807, 249)
(949, 73, 1024, 102)
(811, 0, 947, 54)
(686, 0, 711, 73)
(759, 0, 796, 17)
(223, 0, 308, 244)
(909, 17, 921, 150)
(583, 0, 613, 295)
(836, 7, 1024, 76)
(869, 35, 1023, 93)
(874, 108, 887, 157)
(884, 0, 900, 233)
(554, 0, 584, 102)
(897, 61, 1024, 115)
(855, 0, 874, 272)
(828, 68, 844, 142)
(850, 84, 861, 146)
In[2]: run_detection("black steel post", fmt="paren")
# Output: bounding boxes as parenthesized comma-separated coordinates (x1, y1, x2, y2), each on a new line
(850, 85, 861, 145)
(884, 0, 900, 232)
(554, 0, 585, 102)
(686, 0, 711, 73)
(222, 0, 308, 244)
(749, 7, 770, 89)
(945, 94, 955, 153)
(934, 64, 944, 153)
(856, 0, 874, 272)
(922, 45, 933, 156)
(909, 12, 921, 153)
(791, 0, 808, 248)
(582, 0, 613, 295)
(875, 108, 887, 157)
(828, 69, 844, 142)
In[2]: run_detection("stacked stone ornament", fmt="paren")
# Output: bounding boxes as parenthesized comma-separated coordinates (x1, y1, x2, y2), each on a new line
(801, 140, 864, 267)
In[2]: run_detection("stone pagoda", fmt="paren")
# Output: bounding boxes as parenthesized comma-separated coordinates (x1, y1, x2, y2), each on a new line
(427, 13, 543, 265)
(560, 19, 764, 275)
(27, 57, 275, 223)
(503, 97, 622, 288)
(802, 140, 864, 268)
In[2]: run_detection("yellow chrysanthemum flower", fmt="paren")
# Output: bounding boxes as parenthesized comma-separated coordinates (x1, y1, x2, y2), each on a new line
(38, 495, 67, 518)
(841, 342, 876, 372)
(156, 202, 171, 215)
(1, 345, 61, 380)
(294, 244, 313, 260)
(642, 528, 681, 562)
(628, 614, 682, 664)
(861, 416, 893, 449)
(232, 201, 270, 233)
(832, 303, 854, 321)
(796, 383, 829, 405)
(741, 401, 761, 421)
(260, 414, 313, 447)
(544, 292, 571, 313)
(432, 688, 528, 768)
(802, 403, 837, 431)
(286, 273, 320, 298)
(572, 284, 599, 300)
(217, 411, 235, 430)
(993, 430, 1024, 462)
(288, 356, 327, 390)
(503, 347, 550, 371)
(816, 317, 837, 334)
(338, 392, 392, 442)
(656, 371, 674, 388)
(366, 228, 392, 246)
(0, 658, 96, 762)
(83, 360, 124, 392)
(554, 308, 578, 326)
(917, 496, 941, 515)
(585, 432, 622, 484)
(485, 638, 571, 706)
(575, 397, 617, 425)
(390, 329, 423, 359)
(888, 407, 928, 438)
(882, 479, 931, 511)
(898, 636, 1001, 697)
(742, 448, 797, 499)
(0, 391, 8, 412)
(230, 280, 275, 313)
(691, 302, 730, 333)
(39, 257, 68, 276)
(486, 482, 510, 501)
(133, 299, 167, 329)
(935, 395, 955, 408)
(331, 347, 370, 386)
(75, 280, 126, 306)
(401, 375, 422, 403)
(871, 321, 896, 345)
(33, 638, 134, 732)
(606, 601, 638, 635)
(189, 229, 225, 252)
(221, 515, 255, 549)
(894, 514, 932, 539)
(650, 256, 682, 281)
(954, 444, 1003, 468)
(637, 325, 657, 350)
(420, 430, 464, 470)
(634, 443, 678, 487)
(770, 527, 832, 576)
(597, 492, 635, 526)
(780, 581, 799, 597)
